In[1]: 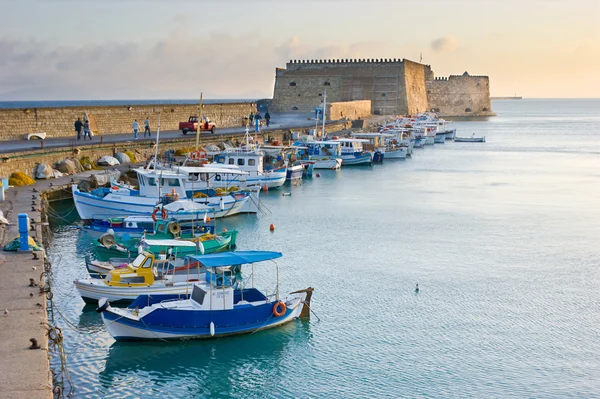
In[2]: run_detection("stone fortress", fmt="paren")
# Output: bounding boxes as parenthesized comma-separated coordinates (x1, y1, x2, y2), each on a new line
(271, 58, 494, 117)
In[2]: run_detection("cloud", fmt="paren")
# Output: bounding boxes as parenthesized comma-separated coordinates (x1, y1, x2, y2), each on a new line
(0, 33, 420, 100)
(431, 36, 459, 53)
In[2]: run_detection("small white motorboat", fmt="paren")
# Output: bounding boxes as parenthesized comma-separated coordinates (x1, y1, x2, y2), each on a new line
(454, 135, 486, 143)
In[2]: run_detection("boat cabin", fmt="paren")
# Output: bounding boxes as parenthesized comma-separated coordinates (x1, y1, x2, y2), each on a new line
(330, 138, 370, 155)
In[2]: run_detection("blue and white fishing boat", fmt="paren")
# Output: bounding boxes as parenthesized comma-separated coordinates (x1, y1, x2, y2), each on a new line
(331, 139, 373, 166)
(72, 166, 254, 221)
(294, 141, 342, 170)
(97, 251, 314, 340)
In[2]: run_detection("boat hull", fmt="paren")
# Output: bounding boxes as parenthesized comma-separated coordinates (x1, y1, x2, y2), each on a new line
(384, 148, 407, 159)
(73, 186, 249, 220)
(74, 279, 197, 303)
(341, 153, 373, 166)
(311, 158, 342, 170)
(286, 165, 304, 181)
(454, 137, 486, 142)
(100, 294, 306, 340)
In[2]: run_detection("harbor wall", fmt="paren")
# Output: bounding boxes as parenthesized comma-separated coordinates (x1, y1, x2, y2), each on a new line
(426, 73, 494, 116)
(0, 122, 348, 178)
(0, 103, 256, 141)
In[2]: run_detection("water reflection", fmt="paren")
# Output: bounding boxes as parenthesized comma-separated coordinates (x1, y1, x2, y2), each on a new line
(99, 321, 313, 398)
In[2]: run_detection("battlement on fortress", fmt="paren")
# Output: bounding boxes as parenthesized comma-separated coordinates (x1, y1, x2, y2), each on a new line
(285, 58, 431, 71)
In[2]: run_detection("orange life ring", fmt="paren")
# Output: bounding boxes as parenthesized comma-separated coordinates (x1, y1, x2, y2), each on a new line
(152, 208, 167, 222)
(190, 150, 201, 160)
(272, 301, 286, 317)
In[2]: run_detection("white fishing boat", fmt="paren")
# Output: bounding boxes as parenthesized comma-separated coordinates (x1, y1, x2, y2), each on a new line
(72, 166, 252, 220)
(331, 139, 373, 166)
(454, 135, 486, 142)
(75, 250, 208, 303)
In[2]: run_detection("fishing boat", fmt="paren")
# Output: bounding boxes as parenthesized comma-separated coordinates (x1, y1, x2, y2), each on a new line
(82, 216, 215, 238)
(96, 251, 314, 340)
(93, 219, 236, 261)
(454, 135, 486, 142)
(75, 250, 210, 303)
(72, 166, 253, 221)
(434, 135, 446, 144)
(350, 133, 393, 163)
(294, 141, 343, 170)
(331, 139, 373, 166)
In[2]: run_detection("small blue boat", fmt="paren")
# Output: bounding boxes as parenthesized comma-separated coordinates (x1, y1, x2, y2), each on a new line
(97, 251, 314, 341)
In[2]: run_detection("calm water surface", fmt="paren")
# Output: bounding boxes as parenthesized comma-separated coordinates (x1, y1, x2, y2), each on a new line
(47, 99, 600, 398)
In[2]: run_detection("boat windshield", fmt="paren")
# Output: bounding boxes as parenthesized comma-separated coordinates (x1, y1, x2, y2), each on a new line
(131, 254, 146, 268)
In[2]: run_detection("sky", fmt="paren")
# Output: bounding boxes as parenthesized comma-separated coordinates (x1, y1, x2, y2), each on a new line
(0, 0, 598, 100)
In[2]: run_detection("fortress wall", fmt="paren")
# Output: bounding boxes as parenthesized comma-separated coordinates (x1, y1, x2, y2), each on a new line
(272, 73, 343, 112)
(273, 59, 407, 115)
(328, 100, 372, 121)
(0, 103, 255, 141)
(403, 60, 429, 115)
(427, 75, 494, 116)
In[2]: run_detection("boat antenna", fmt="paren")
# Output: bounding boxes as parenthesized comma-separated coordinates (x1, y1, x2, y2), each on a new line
(322, 90, 327, 139)
(149, 112, 161, 170)
(195, 93, 203, 152)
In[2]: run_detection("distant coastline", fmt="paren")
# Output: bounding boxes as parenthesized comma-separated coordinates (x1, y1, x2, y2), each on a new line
(491, 96, 522, 100)
(0, 99, 257, 109)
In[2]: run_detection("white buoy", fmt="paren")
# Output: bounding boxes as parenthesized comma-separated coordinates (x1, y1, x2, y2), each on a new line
(220, 196, 225, 211)
(209, 321, 215, 337)
(203, 212, 208, 224)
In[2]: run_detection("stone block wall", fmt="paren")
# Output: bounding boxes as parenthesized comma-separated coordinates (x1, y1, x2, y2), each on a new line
(328, 101, 371, 121)
(0, 102, 256, 141)
(272, 59, 411, 115)
(426, 74, 494, 116)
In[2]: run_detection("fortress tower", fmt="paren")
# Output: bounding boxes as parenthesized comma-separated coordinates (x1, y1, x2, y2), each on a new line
(271, 59, 493, 117)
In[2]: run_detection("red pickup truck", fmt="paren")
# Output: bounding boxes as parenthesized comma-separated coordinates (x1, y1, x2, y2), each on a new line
(178, 116, 216, 135)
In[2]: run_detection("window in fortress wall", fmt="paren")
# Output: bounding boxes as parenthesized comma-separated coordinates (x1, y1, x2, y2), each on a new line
(289, 82, 296, 87)
(324, 82, 331, 86)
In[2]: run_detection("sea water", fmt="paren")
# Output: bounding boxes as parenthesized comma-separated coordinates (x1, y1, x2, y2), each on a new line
(47, 99, 600, 398)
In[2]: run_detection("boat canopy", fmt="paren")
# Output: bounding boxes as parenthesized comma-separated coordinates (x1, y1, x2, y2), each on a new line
(186, 251, 282, 267)
(301, 141, 341, 146)
(163, 200, 210, 212)
(141, 239, 198, 247)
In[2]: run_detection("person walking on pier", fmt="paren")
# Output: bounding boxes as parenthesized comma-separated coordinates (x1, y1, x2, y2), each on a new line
(74, 118, 83, 140)
(132, 119, 140, 140)
(83, 120, 92, 140)
(144, 117, 151, 137)
(249, 112, 254, 126)
(265, 111, 271, 127)
(255, 113, 261, 132)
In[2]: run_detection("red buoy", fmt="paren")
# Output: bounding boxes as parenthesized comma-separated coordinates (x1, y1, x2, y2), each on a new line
(269, 224, 275, 231)
(316, 173, 321, 178)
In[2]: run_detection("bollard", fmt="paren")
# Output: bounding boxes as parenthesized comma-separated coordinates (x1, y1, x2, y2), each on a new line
(18, 213, 31, 252)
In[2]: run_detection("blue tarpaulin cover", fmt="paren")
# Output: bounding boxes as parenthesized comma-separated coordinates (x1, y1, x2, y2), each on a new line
(186, 251, 282, 267)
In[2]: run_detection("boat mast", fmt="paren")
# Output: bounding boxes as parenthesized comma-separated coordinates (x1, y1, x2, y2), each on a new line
(150, 112, 161, 170)
(195, 93, 203, 151)
(322, 90, 327, 139)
